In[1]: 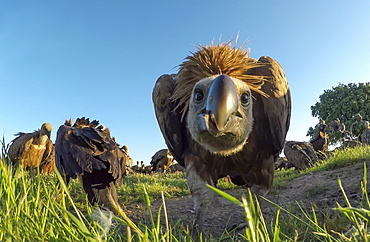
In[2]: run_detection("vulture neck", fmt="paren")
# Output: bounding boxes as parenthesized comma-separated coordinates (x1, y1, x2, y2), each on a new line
(36, 132, 49, 145)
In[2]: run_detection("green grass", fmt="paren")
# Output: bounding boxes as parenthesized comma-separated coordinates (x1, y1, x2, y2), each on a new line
(273, 145, 370, 190)
(118, 172, 189, 204)
(0, 160, 103, 241)
(1, 143, 370, 241)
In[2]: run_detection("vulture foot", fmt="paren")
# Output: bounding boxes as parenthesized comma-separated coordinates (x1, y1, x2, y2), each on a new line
(185, 157, 216, 230)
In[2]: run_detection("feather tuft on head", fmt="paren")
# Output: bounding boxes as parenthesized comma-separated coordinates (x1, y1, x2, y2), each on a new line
(171, 41, 269, 115)
(65, 119, 72, 126)
(72, 117, 100, 128)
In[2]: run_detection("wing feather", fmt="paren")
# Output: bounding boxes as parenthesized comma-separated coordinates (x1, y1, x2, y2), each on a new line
(39, 140, 55, 174)
(248, 56, 291, 154)
(8, 132, 36, 164)
(55, 122, 122, 180)
(152, 75, 186, 165)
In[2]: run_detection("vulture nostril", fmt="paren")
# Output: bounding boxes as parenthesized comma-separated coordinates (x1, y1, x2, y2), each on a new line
(233, 111, 243, 118)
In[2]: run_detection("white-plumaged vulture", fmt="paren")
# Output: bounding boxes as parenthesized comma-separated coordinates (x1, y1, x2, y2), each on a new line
(152, 42, 291, 228)
(8, 123, 55, 174)
(55, 117, 125, 212)
(284, 141, 319, 170)
(150, 149, 174, 173)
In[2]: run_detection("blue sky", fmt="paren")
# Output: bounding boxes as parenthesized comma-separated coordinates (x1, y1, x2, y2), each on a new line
(1, 1, 370, 164)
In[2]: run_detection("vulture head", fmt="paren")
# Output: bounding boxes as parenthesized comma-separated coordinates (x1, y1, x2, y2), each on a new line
(187, 74, 253, 156)
(121, 145, 129, 153)
(41, 123, 52, 139)
(318, 119, 327, 131)
(318, 123, 327, 133)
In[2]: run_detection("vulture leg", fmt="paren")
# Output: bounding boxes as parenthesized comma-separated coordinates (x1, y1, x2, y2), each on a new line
(250, 155, 274, 196)
(185, 154, 215, 230)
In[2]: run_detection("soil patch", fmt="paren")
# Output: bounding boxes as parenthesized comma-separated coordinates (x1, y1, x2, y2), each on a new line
(124, 160, 370, 238)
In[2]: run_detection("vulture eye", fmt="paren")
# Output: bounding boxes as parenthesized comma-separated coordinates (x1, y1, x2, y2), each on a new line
(194, 89, 204, 102)
(240, 92, 250, 105)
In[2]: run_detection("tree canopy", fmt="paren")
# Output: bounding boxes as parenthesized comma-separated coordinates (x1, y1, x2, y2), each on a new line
(307, 82, 370, 145)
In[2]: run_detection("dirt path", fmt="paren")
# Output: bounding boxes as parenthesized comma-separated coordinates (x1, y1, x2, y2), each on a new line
(124, 160, 370, 237)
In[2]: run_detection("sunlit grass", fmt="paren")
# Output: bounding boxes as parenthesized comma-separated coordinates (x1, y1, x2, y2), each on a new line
(0, 138, 370, 241)
(273, 145, 370, 190)
(118, 172, 189, 204)
(0, 160, 105, 241)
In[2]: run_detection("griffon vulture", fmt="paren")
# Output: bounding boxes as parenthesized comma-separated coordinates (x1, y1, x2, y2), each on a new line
(275, 156, 294, 170)
(8, 123, 55, 174)
(55, 117, 125, 212)
(168, 162, 186, 173)
(329, 119, 362, 147)
(121, 145, 133, 167)
(284, 141, 319, 170)
(152, 42, 291, 228)
(150, 149, 174, 173)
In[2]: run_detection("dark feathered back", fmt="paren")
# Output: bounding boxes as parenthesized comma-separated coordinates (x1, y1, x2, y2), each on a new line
(284, 141, 319, 170)
(55, 117, 123, 182)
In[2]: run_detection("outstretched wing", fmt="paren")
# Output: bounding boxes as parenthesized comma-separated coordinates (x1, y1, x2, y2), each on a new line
(248, 56, 291, 156)
(55, 124, 121, 180)
(152, 75, 186, 165)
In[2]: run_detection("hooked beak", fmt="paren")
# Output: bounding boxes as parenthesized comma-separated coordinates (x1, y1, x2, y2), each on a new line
(206, 75, 238, 132)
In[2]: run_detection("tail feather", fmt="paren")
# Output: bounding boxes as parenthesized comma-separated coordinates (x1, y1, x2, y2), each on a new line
(91, 182, 120, 212)
(81, 171, 121, 213)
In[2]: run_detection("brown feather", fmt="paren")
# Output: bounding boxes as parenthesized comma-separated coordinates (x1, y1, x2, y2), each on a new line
(153, 41, 291, 229)
(310, 121, 329, 153)
(55, 117, 125, 212)
(39, 142, 55, 174)
(150, 149, 174, 172)
(284, 141, 319, 170)
(8, 123, 55, 174)
(172, 42, 269, 116)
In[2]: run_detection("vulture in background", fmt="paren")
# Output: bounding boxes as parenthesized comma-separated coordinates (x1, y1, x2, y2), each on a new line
(284, 141, 319, 170)
(121, 145, 133, 167)
(361, 121, 370, 145)
(131, 161, 141, 173)
(330, 119, 362, 148)
(8, 123, 55, 174)
(330, 118, 346, 134)
(310, 119, 329, 154)
(150, 149, 174, 173)
(168, 162, 186, 173)
(55, 117, 125, 212)
(274, 156, 294, 170)
(152, 42, 291, 228)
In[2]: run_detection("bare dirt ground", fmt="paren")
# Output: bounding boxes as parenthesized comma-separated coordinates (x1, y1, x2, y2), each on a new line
(124, 160, 370, 238)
